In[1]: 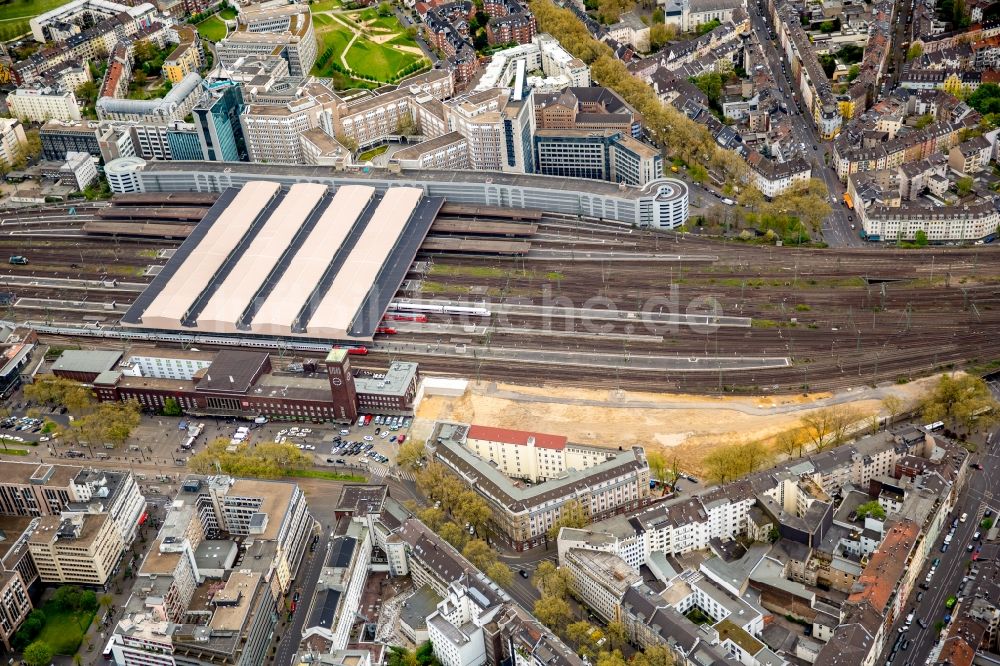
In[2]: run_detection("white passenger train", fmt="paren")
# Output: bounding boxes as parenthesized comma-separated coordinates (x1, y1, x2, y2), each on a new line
(385, 301, 491, 317)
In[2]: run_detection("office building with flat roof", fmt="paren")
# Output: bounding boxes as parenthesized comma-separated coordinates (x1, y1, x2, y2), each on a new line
(194, 84, 247, 162)
(110, 475, 313, 666)
(217, 4, 317, 77)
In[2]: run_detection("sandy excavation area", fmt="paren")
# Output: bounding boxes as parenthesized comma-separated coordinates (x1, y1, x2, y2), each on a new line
(413, 375, 941, 474)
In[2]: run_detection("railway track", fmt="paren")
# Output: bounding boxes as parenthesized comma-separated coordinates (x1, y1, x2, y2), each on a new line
(4, 209, 999, 394)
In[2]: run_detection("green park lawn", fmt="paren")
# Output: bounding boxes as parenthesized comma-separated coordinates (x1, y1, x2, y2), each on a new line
(310, 0, 342, 10)
(313, 13, 334, 26)
(196, 15, 227, 42)
(370, 15, 403, 31)
(219, 6, 237, 19)
(0, 0, 73, 41)
(344, 38, 422, 81)
(35, 606, 94, 655)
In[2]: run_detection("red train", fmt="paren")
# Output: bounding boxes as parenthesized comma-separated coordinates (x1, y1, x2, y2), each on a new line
(375, 326, 397, 334)
(383, 313, 428, 323)
(334, 346, 368, 355)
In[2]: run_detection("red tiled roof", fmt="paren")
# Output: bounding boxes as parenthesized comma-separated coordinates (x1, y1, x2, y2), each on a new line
(939, 636, 975, 666)
(847, 519, 919, 613)
(467, 424, 567, 450)
(982, 69, 1000, 84)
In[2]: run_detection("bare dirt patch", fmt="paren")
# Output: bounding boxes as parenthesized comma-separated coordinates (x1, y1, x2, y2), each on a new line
(414, 375, 939, 474)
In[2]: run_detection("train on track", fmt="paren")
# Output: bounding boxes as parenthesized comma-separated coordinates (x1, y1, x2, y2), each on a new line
(386, 301, 491, 317)
(5, 320, 373, 355)
(383, 314, 429, 323)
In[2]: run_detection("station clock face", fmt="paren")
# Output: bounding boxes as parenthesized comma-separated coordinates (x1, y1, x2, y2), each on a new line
(331, 377, 343, 386)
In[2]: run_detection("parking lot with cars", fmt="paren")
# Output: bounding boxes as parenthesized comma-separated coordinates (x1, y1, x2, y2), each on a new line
(325, 414, 412, 469)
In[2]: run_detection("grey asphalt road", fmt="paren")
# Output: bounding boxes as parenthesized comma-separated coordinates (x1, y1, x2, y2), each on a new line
(746, 1, 866, 248)
(272, 529, 327, 666)
(876, 412, 1000, 664)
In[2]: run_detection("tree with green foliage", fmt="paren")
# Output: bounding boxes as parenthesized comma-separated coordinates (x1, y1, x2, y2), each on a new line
(914, 114, 935, 129)
(969, 83, 1000, 115)
(24, 375, 94, 413)
(907, 43, 923, 61)
(818, 53, 836, 78)
(819, 20, 835, 32)
(189, 439, 311, 478)
(486, 561, 513, 586)
(162, 397, 182, 416)
(386, 646, 418, 666)
(70, 400, 142, 447)
(914, 229, 929, 246)
(837, 43, 864, 63)
(696, 18, 721, 34)
(397, 439, 425, 470)
(649, 22, 676, 49)
(956, 176, 974, 197)
(855, 500, 887, 520)
(922, 374, 1000, 432)
(646, 450, 668, 487)
(546, 499, 589, 540)
(462, 538, 497, 570)
(438, 522, 468, 550)
(533, 594, 573, 632)
(454, 490, 493, 533)
(414, 641, 440, 666)
(595, 651, 628, 666)
(11, 610, 46, 650)
(532, 560, 573, 597)
(596, 0, 634, 24)
(883, 395, 905, 427)
(690, 72, 724, 108)
(566, 620, 602, 658)
(703, 440, 773, 483)
(23, 641, 54, 666)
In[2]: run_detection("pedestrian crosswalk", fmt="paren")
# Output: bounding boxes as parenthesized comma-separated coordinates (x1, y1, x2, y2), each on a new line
(365, 463, 415, 483)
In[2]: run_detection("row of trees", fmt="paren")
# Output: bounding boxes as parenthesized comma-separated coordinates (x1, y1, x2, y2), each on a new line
(24, 375, 143, 448)
(529, 0, 750, 183)
(698, 373, 998, 485)
(530, 562, 676, 665)
(189, 439, 311, 478)
(412, 461, 514, 584)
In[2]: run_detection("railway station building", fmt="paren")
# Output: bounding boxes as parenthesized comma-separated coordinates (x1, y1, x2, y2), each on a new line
(120, 180, 444, 342)
(89, 346, 419, 422)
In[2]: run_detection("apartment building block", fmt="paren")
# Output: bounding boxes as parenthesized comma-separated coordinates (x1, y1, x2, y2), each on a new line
(0, 120, 27, 168)
(7, 87, 82, 123)
(163, 26, 204, 84)
(0, 570, 31, 651)
(428, 422, 651, 550)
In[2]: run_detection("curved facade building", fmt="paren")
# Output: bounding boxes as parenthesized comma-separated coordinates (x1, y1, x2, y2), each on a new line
(104, 156, 146, 193)
(96, 72, 203, 123)
(103, 159, 690, 229)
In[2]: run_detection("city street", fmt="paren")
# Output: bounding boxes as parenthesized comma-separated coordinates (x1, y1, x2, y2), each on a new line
(876, 404, 1000, 664)
(746, 2, 865, 247)
(272, 528, 328, 666)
